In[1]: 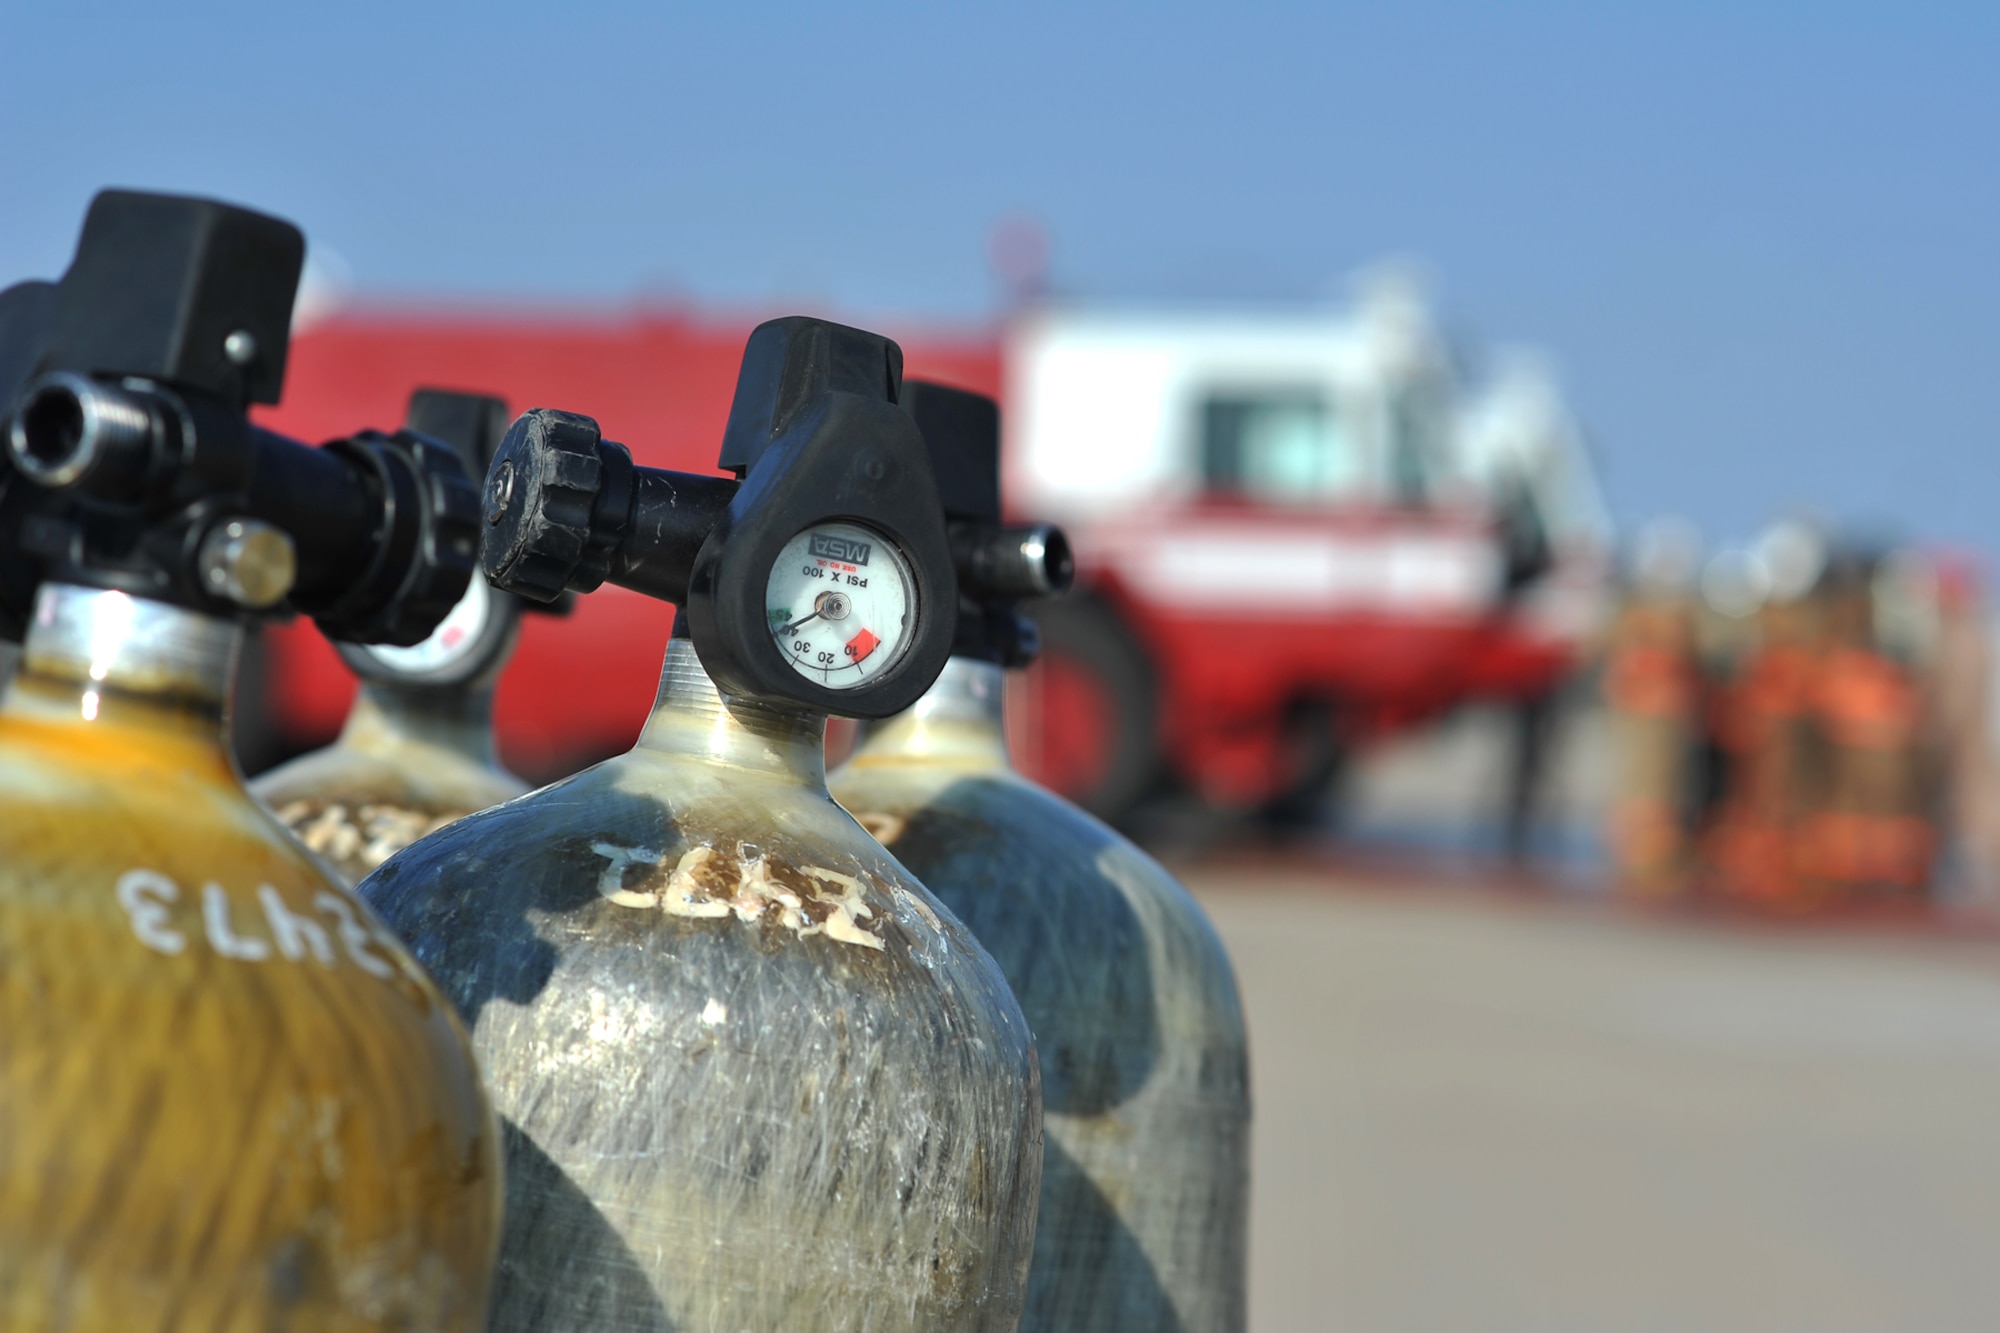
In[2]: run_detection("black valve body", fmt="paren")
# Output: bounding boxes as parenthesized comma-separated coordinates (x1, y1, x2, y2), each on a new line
(687, 319, 956, 717)
(1, 191, 479, 647)
(41, 188, 299, 406)
(480, 409, 737, 606)
(900, 379, 1073, 667)
(482, 317, 961, 720)
(335, 390, 531, 686)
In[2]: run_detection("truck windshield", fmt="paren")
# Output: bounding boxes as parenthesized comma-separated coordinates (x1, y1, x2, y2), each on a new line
(1200, 391, 1360, 502)
(1388, 380, 1451, 506)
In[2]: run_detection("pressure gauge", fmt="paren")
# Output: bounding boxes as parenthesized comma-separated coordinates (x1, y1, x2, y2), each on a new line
(764, 521, 916, 689)
(482, 322, 960, 719)
(339, 575, 516, 687)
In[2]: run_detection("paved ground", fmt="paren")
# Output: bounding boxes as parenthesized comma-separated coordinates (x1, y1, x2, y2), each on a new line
(1182, 868, 2000, 1333)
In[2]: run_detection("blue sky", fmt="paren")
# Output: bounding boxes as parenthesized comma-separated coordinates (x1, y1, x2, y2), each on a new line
(4, 2, 1994, 551)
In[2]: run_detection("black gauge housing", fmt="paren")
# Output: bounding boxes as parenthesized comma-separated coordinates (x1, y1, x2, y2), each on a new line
(686, 318, 956, 717)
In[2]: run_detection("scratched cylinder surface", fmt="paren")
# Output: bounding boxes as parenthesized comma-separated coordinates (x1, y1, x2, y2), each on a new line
(831, 657, 1251, 1333)
(0, 584, 503, 1330)
(360, 637, 1043, 1332)
(255, 682, 531, 887)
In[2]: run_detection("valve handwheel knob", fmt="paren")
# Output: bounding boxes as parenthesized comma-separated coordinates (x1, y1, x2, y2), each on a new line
(481, 408, 630, 604)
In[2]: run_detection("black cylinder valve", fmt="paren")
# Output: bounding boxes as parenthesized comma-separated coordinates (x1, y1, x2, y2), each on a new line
(0, 190, 481, 647)
(481, 316, 961, 719)
(901, 378, 1074, 666)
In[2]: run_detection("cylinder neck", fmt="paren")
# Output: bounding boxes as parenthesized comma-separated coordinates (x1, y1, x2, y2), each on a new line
(851, 656, 1012, 770)
(339, 680, 502, 767)
(635, 636, 828, 787)
(1, 582, 242, 752)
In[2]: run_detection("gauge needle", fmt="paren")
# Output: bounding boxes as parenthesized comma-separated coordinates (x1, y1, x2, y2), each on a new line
(778, 610, 822, 636)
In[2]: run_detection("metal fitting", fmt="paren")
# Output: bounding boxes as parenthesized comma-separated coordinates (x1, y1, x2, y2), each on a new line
(1011, 525, 1074, 597)
(7, 372, 157, 491)
(197, 518, 297, 609)
(954, 522, 1075, 600)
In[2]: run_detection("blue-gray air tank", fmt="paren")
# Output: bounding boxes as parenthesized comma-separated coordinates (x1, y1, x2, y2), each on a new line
(829, 380, 1251, 1332)
(254, 390, 533, 887)
(359, 320, 1043, 1332)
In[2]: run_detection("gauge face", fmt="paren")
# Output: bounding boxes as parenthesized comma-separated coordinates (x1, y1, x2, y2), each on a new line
(359, 576, 494, 676)
(765, 521, 915, 689)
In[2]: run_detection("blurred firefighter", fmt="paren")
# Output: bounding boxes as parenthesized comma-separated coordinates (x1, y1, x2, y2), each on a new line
(1703, 522, 1826, 908)
(1793, 553, 1936, 904)
(1925, 556, 2000, 906)
(1604, 520, 1706, 897)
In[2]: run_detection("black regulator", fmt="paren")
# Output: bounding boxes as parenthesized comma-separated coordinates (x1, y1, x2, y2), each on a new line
(333, 388, 545, 687)
(0, 191, 480, 646)
(899, 379, 1073, 667)
(480, 316, 965, 718)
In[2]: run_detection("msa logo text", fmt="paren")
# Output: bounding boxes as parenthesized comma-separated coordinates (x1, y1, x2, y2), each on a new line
(809, 533, 872, 566)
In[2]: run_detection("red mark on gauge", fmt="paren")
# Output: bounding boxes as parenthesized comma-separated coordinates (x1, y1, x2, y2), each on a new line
(845, 628, 881, 663)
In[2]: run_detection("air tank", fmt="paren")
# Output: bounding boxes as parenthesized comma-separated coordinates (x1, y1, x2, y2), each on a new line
(0, 190, 502, 1327)
(255, 389, 533, 885)
(360, 317, 1042, 1332)
(829, 381, 1252, 1332)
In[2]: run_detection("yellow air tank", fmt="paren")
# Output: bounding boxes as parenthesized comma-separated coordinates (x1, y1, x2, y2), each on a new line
(361, 319, 1043, 1332)
(256, 390, 532, 885)
(0, 190, 501, 1328)
(830, 382, 1250, 1332)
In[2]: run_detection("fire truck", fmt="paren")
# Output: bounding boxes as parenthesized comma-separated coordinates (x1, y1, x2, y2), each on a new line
(252, 277, 1610, 828)
(1005, 275, 1611, 825)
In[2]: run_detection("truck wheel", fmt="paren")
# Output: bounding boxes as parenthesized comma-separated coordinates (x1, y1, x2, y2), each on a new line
(1260, 697, 1347, 832)
(1019, 599, 1160, 826)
